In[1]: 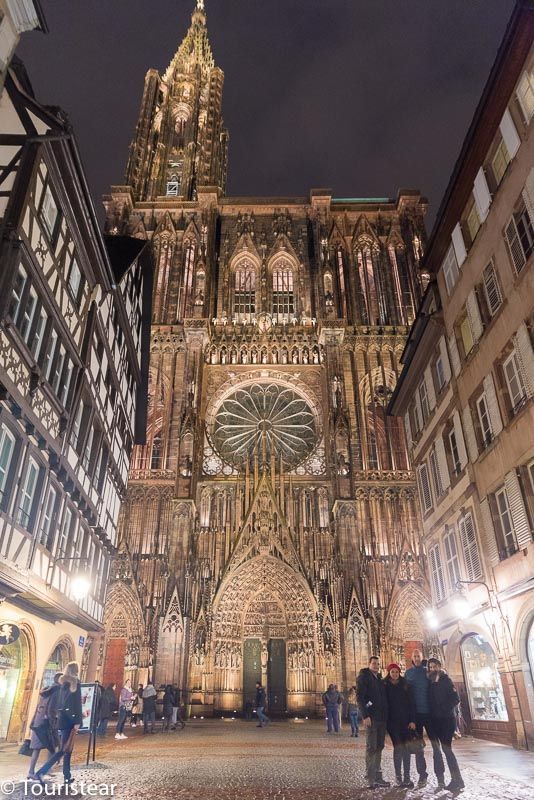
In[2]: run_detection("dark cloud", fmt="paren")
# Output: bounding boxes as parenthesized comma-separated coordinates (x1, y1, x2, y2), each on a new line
(18, 0, 514, 226)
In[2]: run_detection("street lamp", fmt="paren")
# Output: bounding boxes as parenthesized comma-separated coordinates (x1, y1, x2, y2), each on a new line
(424, 608, 439, 630)
(46, 556, 91, 601)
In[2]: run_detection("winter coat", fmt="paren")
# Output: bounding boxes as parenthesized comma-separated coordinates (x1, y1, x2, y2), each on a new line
(57, 674, 83, 730)
(119, 686, 134, 709)
(29, 684, 61, 750)
(384, 677, 416, 738)
(356, 668, 388, 723)
(255, 686, 266, 707)
(428, 671, 460, 720)
(163, 689, 174, 715)
(322, 687, 342, 709)
(142, 684, 157, 714)
(405, 664, 430, 715)
(99, 686, 117, 720)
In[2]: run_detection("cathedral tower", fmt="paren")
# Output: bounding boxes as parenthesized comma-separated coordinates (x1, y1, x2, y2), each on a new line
(102, 1, 433, 714)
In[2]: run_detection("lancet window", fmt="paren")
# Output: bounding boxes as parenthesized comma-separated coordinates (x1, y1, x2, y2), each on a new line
(356, 245, 387, 325)
(272, 261, 294, 322)
(234, 260, 256, 322)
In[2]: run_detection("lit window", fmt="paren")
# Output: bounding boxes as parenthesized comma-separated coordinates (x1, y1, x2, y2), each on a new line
(272, 265, 294, 322)
(491, 138, 510, 185)
(234, 263, 256, 321)
(516, 69, 534, 123)
(466, 203, 481, 243)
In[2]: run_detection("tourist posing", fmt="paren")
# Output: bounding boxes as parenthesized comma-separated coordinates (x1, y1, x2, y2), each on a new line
(115, 679, 134, 739)
(405, 648, 443, 788)
(322, 684, 342, 734)
(255, 681, 269, 727)
(357, 656, 390, 789)
(384, 663, 416, 788)
(27, 672, 62, 780)
(97, 683, 117, 736)
(427, 658, 465, 791)
(35, 662, 83, 786)
(346, 685, 360, 737)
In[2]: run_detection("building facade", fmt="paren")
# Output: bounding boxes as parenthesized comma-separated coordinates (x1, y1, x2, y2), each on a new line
(0, 63, 151, 741)
(0, 0, 46, 90)
(389, 2, 534, 749)
(102, 1, 433, 717)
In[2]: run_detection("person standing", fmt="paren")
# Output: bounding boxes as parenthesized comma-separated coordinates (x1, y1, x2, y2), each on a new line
(27, 672, 62, 780)
(142, 681, 157, 734)
(97, 684, 117, 736)
(115, 679, 134, 739)
(346, 685, 360, 737)
(162, 685, 174, 732)
(35, 662, 82, 786)
(384, 663, 416, 788)
(130, 685, 143, 727)
(357, 656, 390, 790)
(322, 684, 342, 733)
(427, 658, 465, 791)
(255, 681, 269, 727)
(405, 649, 444, 788)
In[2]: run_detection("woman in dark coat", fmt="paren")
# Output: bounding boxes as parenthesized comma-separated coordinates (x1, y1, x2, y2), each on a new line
(162, 685, 174, 732)
(35, 662, 83, 786)
(384, 663, 417, 788)
(427, 658, 465, 791)
(97, 684, 117, 736)
(27, 673, 62, 780)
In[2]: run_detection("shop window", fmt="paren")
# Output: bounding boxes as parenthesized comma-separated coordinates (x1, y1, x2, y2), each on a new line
(460, 634, 508, 722)
(42, 644, 68, 689)
(0, 637, 23, 739)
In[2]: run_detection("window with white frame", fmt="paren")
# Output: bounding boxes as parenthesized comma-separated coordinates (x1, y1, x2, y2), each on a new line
(494, 488, 517, 558)
(18, 286, 37, 343)
(466, 202, 481, 244)
(429, 447, 443, 498)
(476, 393, 493, 447)
(56, 506, 74, 559)
(482, 262, 502, 317)
(17, 457, 40, 529)
(458, 511, 482, 580)
(435, 356, 446, 391)
(418, 462, 433, 513)
(459, 315, 474, 358)
(418, 380, 429, 423)
(8, 264, 28, 322)
(67, 258, 84, 307)
(503, 350, 527, 413)
(505, 203, 534, 273)
(443, 527, 461, 589)
(492, 137, 511, 185)
(429, 543, 445, 602)
(31, 305, 48, 362)
(516, 69, 534, 123)
(449, 429, 462, 476)
(0, 425, 15, 506)
(39, 484, 58, 550)
(442, 245, 459, 295)
(40, 183, 60, 241)
(81, 425, 95, 473)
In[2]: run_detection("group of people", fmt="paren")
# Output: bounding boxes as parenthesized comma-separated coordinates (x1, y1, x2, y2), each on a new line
(96, 680, 186, 738)
(356, 650, 465, 791)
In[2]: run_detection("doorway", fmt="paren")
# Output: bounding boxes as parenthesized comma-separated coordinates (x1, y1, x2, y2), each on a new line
(267, 639, 286, 715)
(242, 639, 261, 716)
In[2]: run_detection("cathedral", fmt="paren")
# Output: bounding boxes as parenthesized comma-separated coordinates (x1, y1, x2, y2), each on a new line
(101, 0, 432, 716)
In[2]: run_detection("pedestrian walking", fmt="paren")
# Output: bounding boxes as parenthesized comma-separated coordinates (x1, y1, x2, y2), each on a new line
(115, 679, 134, 739)
(130, 685, 143, 727)
(255, 681, 269, 727)
(27, 673, 62, 780)
(322, 684, 342, 733)
(357, 655, 390, 789)
(406, 648, 444, 788)
(97, 683, 117, 736)
(347, 685, 360, 737)
(35, 662, 83, 787)
(162, 685, 174, 732)
(427, 658, 465, 791)
(142, 681, 157, 734)
(384, 663, 417, 788)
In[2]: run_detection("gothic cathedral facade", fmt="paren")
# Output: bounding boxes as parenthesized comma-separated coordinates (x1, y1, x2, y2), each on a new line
(102, 2, 432, 715)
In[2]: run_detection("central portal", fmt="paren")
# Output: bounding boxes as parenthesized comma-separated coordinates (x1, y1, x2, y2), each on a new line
(268, 638, 286, 715)
(242, 638, 287, 716)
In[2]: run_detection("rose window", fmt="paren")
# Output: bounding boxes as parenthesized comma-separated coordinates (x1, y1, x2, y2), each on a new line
(212, 383, 317, 469)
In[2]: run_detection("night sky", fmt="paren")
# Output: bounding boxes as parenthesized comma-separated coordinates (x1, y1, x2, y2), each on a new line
(18, 0, 515, 228)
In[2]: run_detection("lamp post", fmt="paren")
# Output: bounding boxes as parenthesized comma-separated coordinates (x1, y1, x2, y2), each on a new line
(46, 556, 92, 601)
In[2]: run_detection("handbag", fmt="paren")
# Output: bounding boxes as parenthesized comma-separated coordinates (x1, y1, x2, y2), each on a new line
(406, 730, 425, 754)
(18, 739, 33, 757)
(30, 720, 54, 752)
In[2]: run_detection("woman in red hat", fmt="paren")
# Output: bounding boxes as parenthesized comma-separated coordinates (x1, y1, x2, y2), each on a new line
(384, 663, 417, 788)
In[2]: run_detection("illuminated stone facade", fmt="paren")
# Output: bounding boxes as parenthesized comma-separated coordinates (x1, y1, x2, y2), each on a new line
(102, 1, 432, 714)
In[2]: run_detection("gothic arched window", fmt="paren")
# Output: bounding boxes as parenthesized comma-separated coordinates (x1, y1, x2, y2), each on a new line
(234, 261, 256, 322)
(356, 245, 388, 325)
(180, 241, 195, 318)
(272, 262, 294, 322)
(151, 431, 163, 470)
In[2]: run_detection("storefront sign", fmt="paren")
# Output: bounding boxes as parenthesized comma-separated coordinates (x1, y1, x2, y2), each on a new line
(79, 636, 86, 648)
(0, 623, 20, 646)
(79, 683, 98, 733)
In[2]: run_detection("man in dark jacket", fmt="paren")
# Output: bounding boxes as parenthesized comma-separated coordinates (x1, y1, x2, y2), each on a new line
(142, 681, 157, 734)
(255, 682, 269, 727)
(428, 658, 465, 791)
(357, 656, 390, 789)
(322, 684, 342, 733)
(405, 648, 444, 787)
(97, 683, 117, 736)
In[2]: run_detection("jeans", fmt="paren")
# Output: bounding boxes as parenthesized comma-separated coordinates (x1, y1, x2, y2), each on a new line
(434, 716, 462, 779)
(415, 713, 445, 779)
(349, 710, 360, 736)
(326, 706, 339, 732)
(388, 730, 411, 781)
(365, 720, 386, 784)
(35, 726, 75, 783)
(143, 710, 156, 733)
(256, 706, 269, 725)
(97, 718, 109, 736)
(117, 706, 128, 734)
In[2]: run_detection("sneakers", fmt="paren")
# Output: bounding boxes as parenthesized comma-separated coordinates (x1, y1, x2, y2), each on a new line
(375, 779, 390, 788)
(114, 732, 127, 739)
(131, 723, 137, 728)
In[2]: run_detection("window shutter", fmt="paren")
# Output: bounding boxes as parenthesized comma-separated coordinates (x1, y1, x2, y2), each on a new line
(439, 337, 451, 383)
(462, 405, 478, 462)
(425, 365, 436, 410)
(473, 167, 492, 222)
(504, 470, 532, 549)
(459, 512, 483, 581)
(451, 223, 467, 267)
(482, 373, 503, 437)
(499, 108, 521, 158)
(505, 217, 526, 273)
(435, 434, 450, 491)
(513, 322, 534, 397)
(480, 497, 499, 567)
(522, 167, 534, 227)
(482, 262, 502, 316)
(453, 410, 468, 468)
(404, 412, 412, 449)
(448, 333, 461, 378)
(466, 290, 484, 343)
(429, 544, 445, 602)
(516, 71, 534, 123)
(418, 463, 433, 513)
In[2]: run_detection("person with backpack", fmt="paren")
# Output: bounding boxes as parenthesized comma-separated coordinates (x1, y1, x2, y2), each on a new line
(322, 684, 342, 733)
(427, 658, 465, 791)
(384, 663, 417, 788)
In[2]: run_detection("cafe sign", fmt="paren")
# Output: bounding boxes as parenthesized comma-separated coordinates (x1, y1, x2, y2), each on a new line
(0, 622, 21, 646)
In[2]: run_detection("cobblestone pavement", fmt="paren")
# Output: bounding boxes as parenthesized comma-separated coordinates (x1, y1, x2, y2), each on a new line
(1, 720, 533, 800)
